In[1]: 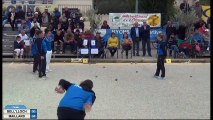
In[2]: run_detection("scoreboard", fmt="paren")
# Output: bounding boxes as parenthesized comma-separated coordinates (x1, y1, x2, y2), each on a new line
(3, 105, 37, 119)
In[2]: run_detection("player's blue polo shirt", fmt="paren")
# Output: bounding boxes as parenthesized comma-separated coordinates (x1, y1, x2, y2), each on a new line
(59, 84, 95, 111)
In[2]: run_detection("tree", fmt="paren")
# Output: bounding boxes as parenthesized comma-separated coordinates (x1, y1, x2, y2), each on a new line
(86, 8, 102, 32)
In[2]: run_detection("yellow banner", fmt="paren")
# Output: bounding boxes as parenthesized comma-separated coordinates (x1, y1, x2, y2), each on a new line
(202, 5, 210, 22)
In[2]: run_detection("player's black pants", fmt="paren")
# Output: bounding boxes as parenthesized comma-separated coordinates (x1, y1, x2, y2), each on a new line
(155, 55, 165, 77)
(33, 55, 46, 78)
(57, 107, 86, 120)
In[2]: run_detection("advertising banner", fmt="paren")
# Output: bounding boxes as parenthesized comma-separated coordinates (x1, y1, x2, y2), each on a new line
(202, 5, 210, 22)
(109, 13, 161, 29)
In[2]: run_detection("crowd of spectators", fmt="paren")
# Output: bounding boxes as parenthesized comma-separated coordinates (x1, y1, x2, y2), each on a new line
(2, 1, 211, 59)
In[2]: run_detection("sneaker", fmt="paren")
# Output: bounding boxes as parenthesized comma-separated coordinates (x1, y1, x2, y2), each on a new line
(42, 76, 48, 80)
(153, 75, 159, 78)
(158, 77, 165, 80)
(207, 47, 209, 51)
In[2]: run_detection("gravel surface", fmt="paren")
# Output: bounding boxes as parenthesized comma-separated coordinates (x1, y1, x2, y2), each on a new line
(3, 63, 210, 119)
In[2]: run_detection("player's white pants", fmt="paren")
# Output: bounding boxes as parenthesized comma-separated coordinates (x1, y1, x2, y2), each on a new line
(46, 50, 52, 71)
(14, 48, 24, 56)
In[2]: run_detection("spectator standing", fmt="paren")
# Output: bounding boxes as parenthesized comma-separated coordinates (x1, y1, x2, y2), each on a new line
(121, 32, 132, 59)
(55, 79, 96, 120)
(44, 29, 53, 73)
(107, 32, 119, 57)
(8, 8, 16, 31)
(101, 20, 110, 29)
(130, 22, 141, 56)
(154, 33, 167, 80)
(194, 0, 202, 19)
(180, 0, 190, 13)
(141, 21, 152, 57)
(64, 7, 70, 19)
(44, 8, 50, 22)
(14, 36, 25, 59)
(54, 8, 61, 19)
(32, 31, 47, 79)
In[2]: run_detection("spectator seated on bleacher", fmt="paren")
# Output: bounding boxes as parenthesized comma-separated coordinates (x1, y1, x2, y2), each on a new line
(167, 33, 178, 58)
(19, 30, 29, 41)
(54, 30, 64, 54)
(14, 36, 25, 59)
(93, 31, 105, 58)
(15, 8, 25, 29)
(121, 32, 132, 59)
(41, 12, 49, 27)
(78, 17, 85, 32)
(192, 28, 204, 44)
(101, 20, 110, 29)
(43, 8, 50, 22)
(63, 29, 77, 54)
(74, 24, 83, 33)
(25, 8, 34, 21)
(33, 12, 42, 25)
(30, 23, 41, 38)
(178, 40, 192, 58)
(77, 33, 85, 49)
(31, 18, 41, 29)
(107, 32, 119, 57)
(18, 20, 30, 35)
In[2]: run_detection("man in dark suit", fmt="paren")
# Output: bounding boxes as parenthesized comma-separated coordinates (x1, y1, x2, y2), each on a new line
(130, 22, 141, 56)
(141, 21, 152, 57)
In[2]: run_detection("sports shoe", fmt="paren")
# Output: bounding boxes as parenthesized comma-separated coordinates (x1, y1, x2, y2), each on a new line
(153, 75, 159, 78)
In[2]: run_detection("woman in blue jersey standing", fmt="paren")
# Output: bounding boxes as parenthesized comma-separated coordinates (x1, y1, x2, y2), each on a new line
(55, 79, 96, 120)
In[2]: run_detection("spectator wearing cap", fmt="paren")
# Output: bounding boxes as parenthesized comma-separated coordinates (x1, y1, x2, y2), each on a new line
(78, 17, 85, 32)
(107, 32, 119, 57)
(14, 36, 25, 59)
(101, 20, 110, 29)
(15, 8, 25, 29)
(54, 8, 61, 19)
(25, 8, 34, 21)
(94, 32, 104, 58)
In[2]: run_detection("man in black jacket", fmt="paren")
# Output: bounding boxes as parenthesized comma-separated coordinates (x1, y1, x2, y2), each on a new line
(130, 22, 141, 56)
(141, 21, 152, 57)
(32, 31, 47, 79)
(8, 8, 16, 31)
(166, 21, 176, 40)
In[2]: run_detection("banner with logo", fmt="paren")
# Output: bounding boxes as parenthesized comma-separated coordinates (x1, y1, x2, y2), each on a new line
(202, 5, 210, 22)
(95, 28, 165, 43)
(109, 13, 161, 29)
